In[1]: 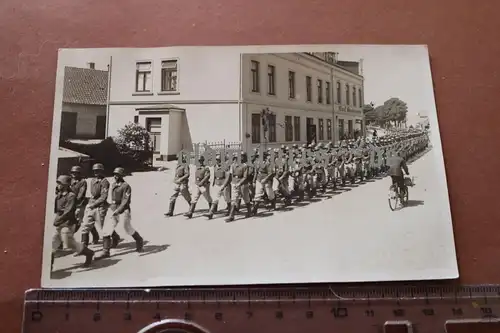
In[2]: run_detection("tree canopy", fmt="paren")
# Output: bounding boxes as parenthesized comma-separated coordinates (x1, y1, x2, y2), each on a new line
(363, 98, 408, 128)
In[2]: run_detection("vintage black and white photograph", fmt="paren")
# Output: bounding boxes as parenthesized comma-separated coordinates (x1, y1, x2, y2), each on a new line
(41, 45, 458, 287)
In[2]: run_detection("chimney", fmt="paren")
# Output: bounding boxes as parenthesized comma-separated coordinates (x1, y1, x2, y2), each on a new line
(359, 58, 364, 76)
(88, 62, 95, 69)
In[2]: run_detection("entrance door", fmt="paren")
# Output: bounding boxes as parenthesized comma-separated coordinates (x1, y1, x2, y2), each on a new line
(306, 117, 317, 144)
(95, 115, 106, 139)
(338, 119, 344, 140)
(348, 120, 353, 137)
(60, 111, 77, 140)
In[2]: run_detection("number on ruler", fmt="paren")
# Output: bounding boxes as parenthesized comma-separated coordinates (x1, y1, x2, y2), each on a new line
(123, 312, 132, 321)
(93, 313, 101, 322)
(393, 309, 405, 317)
(331, 307, 348, 318)
(31, 311, 43, 322)
(184, 312, 193, 321)
(153, 313, 161, 320)
(481, 307, 493, 315)
(422, 308, 435, 316)
(275, 310, 284, 319)
(214, 312, 223, 321)
(452, 308, 463, 316)
(306, 310, 314, 319)
(246, 311, 253, 319)
(365, 309, 375, 317)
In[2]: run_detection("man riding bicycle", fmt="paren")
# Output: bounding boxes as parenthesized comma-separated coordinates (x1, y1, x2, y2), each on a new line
(387, 150, 410, 195)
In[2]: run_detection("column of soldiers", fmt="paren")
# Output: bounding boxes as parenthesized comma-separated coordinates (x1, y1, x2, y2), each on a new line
(51, 163, 145, 271)
(164, 129, 430, 222)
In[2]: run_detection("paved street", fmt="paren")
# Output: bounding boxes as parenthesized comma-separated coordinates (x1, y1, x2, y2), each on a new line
(48, 148, 457, 287)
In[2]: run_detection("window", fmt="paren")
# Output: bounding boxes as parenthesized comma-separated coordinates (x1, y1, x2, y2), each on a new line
(288, 71, 295, 98)
(338, 119, 345, 139)
(353, 88, 357, 107)
(327, 119, 332, 140)
(306, 76, 312, 102)
(251, 113, 261, 143)
(326, 81, 331, 104)
(318, 118, 324, 140)
(161, 60, 178, 92)
(345, 84, 350, 105)
(348, 119, 354, 135)
(251, 61, 260, 92)
(88, 62, 95, 69)
(268, 114, 276, 142)
(133, 116, 139, 123)
(285, 116, 293, 141)
(317, 79, 323, 103)
(146, 118, 162, 153)
(336, 81, 341, 103)
(293, 116, 301, 141)
(267, 65, 275, 95)
(359, 88, 363, 107)
(135, 62, 152, 92)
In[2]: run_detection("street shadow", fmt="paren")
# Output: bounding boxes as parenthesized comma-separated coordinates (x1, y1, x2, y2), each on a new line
(307, 198, 322, 203)
(139, 244, 170, 257)
(405, 200, 425, 208)
(251, 211, 274, 219)
(54, 250, 75, 258)
(50, 270, 73, 280)
(77, 258, 121, 272)
(275, 206, 294, 213)
(51, 258, 121, 279)
(292, 201, 310, 207)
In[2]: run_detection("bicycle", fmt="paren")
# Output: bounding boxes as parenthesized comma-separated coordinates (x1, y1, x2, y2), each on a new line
(388, 176, 413, 211)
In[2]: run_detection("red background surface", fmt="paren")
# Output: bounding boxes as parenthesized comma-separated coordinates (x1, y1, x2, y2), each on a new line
(1, 0, 500, 332)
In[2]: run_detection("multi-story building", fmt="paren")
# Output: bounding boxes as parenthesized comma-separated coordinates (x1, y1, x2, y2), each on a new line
(106, 48, 364, 162)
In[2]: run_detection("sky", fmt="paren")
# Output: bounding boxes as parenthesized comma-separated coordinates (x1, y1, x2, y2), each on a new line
(330, 45, 436, 125)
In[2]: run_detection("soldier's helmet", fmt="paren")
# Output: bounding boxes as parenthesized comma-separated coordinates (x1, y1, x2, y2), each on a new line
(92, 163, 104, 171)
(113, 167, 125, 177)
(301, 144, 307, 149)
(70, 165, 82, 174)
(215, 154, 222, 160)
(316, 143, 323, 149)
(281, 144, 286, 150)
(57, 175, 72, 186)
(292, 144, 298, 149)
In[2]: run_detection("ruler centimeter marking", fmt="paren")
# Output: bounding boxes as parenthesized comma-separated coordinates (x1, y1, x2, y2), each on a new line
(23, 285, 500, 333)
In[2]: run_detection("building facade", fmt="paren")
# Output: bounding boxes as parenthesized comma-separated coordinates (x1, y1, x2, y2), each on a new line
(106, 49, 364, 162)
(61, 66, 108, 140)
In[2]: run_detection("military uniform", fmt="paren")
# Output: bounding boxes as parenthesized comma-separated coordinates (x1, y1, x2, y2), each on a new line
(226, 154, 251, 222)
(96, 168, 144, 260)
(274, 155, 292, 205)
(165, 161, 191, 217)
(185, 158, 212, 218)
(252, 154, 276, 215)
(205, 158, 231, 219)
(81, 165, 110, 240)
(51, 175, 93, 271)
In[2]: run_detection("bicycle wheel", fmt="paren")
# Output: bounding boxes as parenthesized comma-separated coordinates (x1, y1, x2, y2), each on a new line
(388, 185, 399, 211)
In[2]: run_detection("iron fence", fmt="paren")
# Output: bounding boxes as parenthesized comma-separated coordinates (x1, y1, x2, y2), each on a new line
(187, 140, 242, 162)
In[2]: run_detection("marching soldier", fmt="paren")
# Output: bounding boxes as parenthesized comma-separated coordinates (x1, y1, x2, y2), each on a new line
(81, 163, 121, 250)
(96, 167, 144, 260)
(185, 155, 212, 219)
(69, 166, 87, 234)
(204, 154, 231, 219)
(225, 152, 252, 222)
(251, 151, 276, 216)
(51, 175, 94, 271)
(274, 149, 292, 206)
(165, 153, 191, 217)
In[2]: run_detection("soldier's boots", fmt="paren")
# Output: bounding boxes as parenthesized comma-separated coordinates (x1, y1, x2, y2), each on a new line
(284, 196, 292, 206)
(164, 201, 176, 217)
(184, 203, 197, 219)
(75, 233, 90, 257)
(225, 204, 236, 222)
(235, 199, 241, 213)
(95, 236, 112, 260)
(132, 232, 144, 252)
(111, 231, 122, 249)
(251, 202, 260, 216)
(204, 203, 218, 220)
(245, 203, 252, 218)
(91, 227, 100, 245)
(297, 190, 305, 202)
(81, 247, 94, 268)
(224, 204, 232, 216)
(270, 199, 276, 210)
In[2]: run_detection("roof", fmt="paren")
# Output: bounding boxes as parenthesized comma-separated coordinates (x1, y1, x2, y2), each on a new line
(58, 147, 89, 159)
(63, 67, 108, 105)
(136, 104, 186, 111)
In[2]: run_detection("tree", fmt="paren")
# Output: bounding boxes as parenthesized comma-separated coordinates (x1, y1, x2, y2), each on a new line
(114, 122, 153, 164)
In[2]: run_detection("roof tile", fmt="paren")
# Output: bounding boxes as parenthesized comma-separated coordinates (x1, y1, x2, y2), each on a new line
(62, 66, 108, 105)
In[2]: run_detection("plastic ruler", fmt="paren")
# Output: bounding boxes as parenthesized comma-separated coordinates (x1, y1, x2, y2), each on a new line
(23, 285, 500, 333)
